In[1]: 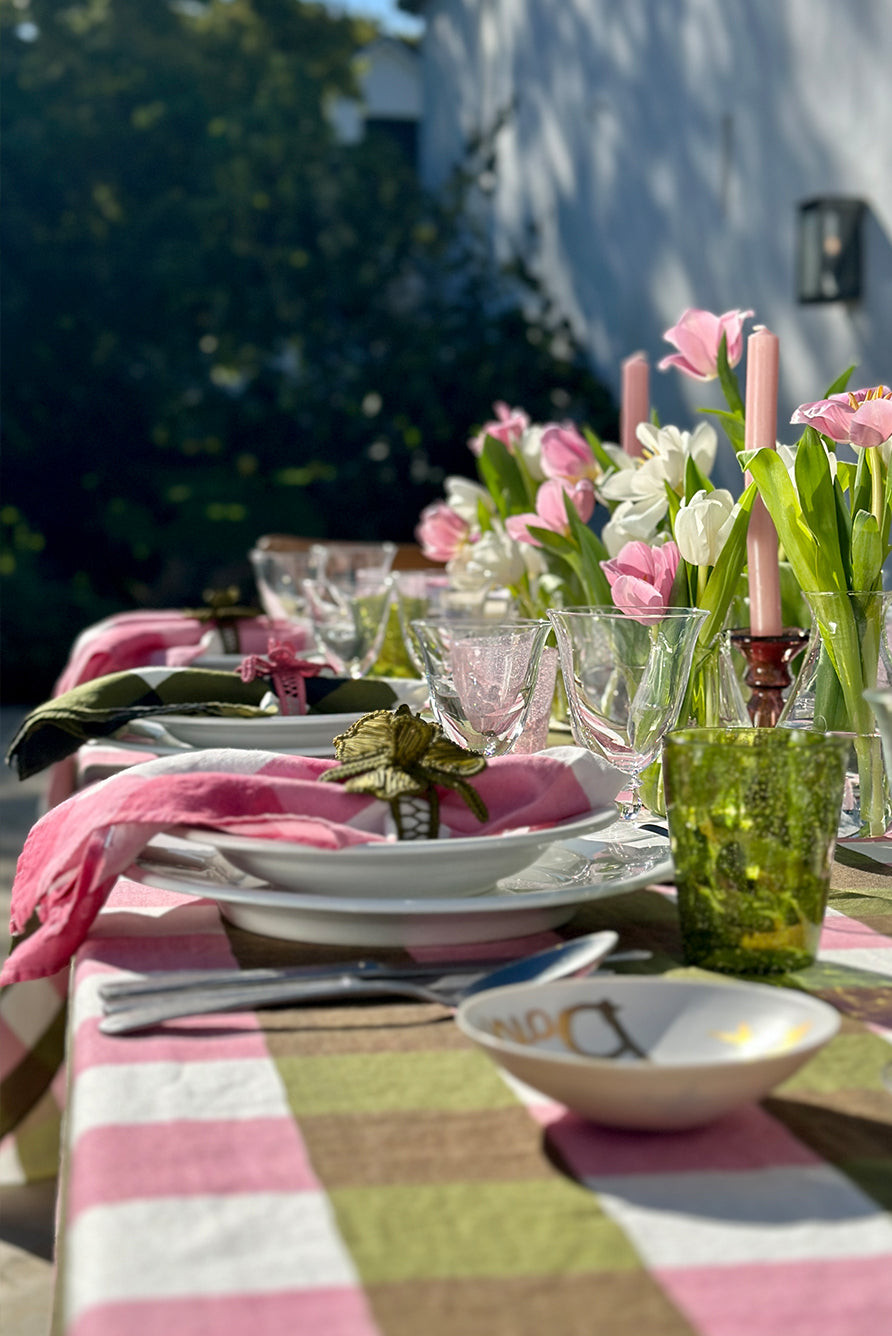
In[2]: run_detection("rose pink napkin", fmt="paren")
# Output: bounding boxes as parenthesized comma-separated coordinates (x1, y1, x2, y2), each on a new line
(1, 746, 622, 986)
(53, 610, 310, 695)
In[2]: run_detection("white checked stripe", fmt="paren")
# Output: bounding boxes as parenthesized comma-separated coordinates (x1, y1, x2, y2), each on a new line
(587, 1164, 892, 1267)
(64, 1190, 359, 1321)
(69, 1059, 291, 1138)
(0, 974, 66, 1048)
(817, 949, 892, 973)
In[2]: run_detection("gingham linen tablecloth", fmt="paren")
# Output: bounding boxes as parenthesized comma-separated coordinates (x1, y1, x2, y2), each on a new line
(55, 857, 892, 1336)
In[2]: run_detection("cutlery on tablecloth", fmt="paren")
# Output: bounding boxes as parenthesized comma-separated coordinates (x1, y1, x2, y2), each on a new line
(97, 930, 622, 1035)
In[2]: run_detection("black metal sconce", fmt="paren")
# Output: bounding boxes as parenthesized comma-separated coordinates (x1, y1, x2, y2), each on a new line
(797, 197, 865, 303)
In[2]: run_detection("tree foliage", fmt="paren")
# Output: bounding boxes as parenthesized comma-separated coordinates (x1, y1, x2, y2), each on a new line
(1, 0, 615, 699)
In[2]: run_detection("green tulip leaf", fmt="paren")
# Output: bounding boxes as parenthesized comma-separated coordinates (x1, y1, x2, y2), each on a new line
(823, 364, 855, 396)
(851, 511, 883, 593)
(742, 447, 825, 592)
(684, 453, 713, 500)
(699, 407, 746, 451)
(582, 427, 618, 479)
(793, 433, 846, 583)
(478, 435, 534, 518)
(697, 481, 756, 644)
(716, 334, 746, 417)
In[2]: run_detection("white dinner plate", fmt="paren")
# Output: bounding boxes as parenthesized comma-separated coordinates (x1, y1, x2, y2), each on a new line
(128, 823, 673, 948)
(86, 736, 338, 761)
(837, 837, 892, 866)
(179, 808, 618, 899)
(158, 711, 367, 750)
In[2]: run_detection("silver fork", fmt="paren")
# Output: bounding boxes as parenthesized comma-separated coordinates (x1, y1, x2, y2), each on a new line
(98, 931, 625, 1035)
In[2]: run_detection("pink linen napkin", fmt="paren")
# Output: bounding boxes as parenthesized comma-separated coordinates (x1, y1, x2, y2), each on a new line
(1, 746, 622, 985)
(53, 610, 310, 695)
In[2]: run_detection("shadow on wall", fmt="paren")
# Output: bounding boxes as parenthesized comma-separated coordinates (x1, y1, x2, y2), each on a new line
(422, 0, 892, 486)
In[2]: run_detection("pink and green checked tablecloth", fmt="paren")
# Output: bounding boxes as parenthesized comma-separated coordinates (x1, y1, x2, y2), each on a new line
(51, 853, 892, 1336)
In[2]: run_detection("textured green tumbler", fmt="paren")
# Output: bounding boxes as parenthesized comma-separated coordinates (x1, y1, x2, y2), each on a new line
(663, 728, 849, 974)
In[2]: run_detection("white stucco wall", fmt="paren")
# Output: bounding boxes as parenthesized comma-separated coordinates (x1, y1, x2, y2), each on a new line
(358, 38, 422, 118)
(328, 37, 421, 143)
(415, 0, 892, 484)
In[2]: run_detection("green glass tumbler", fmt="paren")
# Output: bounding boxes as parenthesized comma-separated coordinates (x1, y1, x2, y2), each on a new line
(663, 728, 850, 974)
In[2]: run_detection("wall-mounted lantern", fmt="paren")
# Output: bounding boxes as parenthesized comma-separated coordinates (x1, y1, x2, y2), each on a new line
(796, 197, 865, 303)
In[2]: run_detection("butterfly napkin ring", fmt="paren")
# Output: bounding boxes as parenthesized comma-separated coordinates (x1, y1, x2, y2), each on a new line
(321, 705, 488, 840)
(238, 641, 326, 715)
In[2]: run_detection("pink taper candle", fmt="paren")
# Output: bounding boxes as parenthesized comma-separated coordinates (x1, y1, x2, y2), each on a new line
(620, 352, 649, 456)
(744, 327, 783, 636)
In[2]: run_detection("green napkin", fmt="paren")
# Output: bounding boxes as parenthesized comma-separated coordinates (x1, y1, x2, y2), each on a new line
(6, 667, 274, 780)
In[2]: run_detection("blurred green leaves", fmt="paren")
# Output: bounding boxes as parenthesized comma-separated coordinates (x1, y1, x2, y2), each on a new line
(1, 0, 615, 698)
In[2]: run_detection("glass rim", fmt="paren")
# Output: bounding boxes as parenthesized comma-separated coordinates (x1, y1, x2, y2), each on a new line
(409, 616, 548, 632)
(308, 539, 397, 553)
(664, 726, 852, 751)
(547, 605, 709, 620)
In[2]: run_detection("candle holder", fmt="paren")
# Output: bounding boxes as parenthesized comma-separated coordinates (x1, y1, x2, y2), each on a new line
(729, 628, 810, 728)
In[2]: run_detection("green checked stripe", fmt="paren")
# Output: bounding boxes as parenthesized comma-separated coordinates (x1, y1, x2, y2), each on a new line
(330, 1179, 640, 1283)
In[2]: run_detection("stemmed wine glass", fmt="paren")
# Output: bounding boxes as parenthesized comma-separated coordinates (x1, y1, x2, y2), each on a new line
(302, 542, 399, 679)
(302, 572, 393, 679)
(249, 547, 312, 621)
(548, 606, 708, 818)
(308, 541, 397, 585)
(411, 618, 551, 757)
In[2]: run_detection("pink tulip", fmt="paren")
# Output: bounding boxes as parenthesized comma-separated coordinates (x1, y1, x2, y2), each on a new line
(657, 307, 753, 381)
(850, 394, 892, 448)
(601, 540, 680, 618)
(541, 424, 595, 482)
(468, 401, 530, 456)
(792, 386, 892, 448)
(415, 501, 470, 562)
(504, 479, 596, 546)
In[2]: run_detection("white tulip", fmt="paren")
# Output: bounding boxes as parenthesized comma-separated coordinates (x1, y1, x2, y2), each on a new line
(444, 476, 493, 526)
(516, 425, 548, 481)
(601, 495, 666, 556)
(447, 522, 526, 588)
(674, 488, 737, 567)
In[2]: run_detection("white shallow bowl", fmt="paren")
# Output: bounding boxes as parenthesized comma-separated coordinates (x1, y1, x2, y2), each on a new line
(456, 976, 840, 1131)
(159, 711, 366, 751)
(181, 807, 617, 900)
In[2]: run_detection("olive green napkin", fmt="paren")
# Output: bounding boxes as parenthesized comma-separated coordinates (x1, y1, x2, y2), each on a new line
(5, 667, 272, 780)
(6, 667, 406, 780)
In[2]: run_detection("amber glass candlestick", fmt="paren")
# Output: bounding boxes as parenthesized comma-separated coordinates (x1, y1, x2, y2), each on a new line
(729, 629, 810, 728)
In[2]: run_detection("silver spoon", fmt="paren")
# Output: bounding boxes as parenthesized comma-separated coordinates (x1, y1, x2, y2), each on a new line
(98, 930, 619, 1035)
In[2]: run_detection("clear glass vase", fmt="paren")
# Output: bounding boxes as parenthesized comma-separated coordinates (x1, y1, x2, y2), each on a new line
(681, 630, 751, 729)
(779, 589, 892, 837)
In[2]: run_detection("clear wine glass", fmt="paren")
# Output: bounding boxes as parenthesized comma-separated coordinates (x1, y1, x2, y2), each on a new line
(308, 541, 397, 588)
(249, 547, 312, 621)
(303, 574, 393, 679)
(548, 606, 708, 818)
(411, 618, 551, 757)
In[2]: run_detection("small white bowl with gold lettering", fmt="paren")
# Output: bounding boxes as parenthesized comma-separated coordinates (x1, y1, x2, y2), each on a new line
(455, 976, 840, 1131)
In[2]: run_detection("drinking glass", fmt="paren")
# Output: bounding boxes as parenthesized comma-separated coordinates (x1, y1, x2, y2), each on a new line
(664, 728, 849, 973)
(548, 606, 708, 818)
(249, 547, 312, 621)
(411, 618, 551, 757)
(392, 571, 494, 673)
(308, 541, 397, 588)
(302, 574, 393, 679)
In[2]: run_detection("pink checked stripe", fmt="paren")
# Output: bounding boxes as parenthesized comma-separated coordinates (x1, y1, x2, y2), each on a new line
(62, 880, 381, 1336)
(67, 1117, 320, 1215)
(534, 1102, 823, 1175)
(69, 1289, 377, 1336)
(819, 910, 892, 951)
(657, 1255, 892, 1336)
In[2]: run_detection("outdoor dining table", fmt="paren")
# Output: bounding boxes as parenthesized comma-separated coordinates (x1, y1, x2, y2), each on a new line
(52, 845, 892, 1336)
